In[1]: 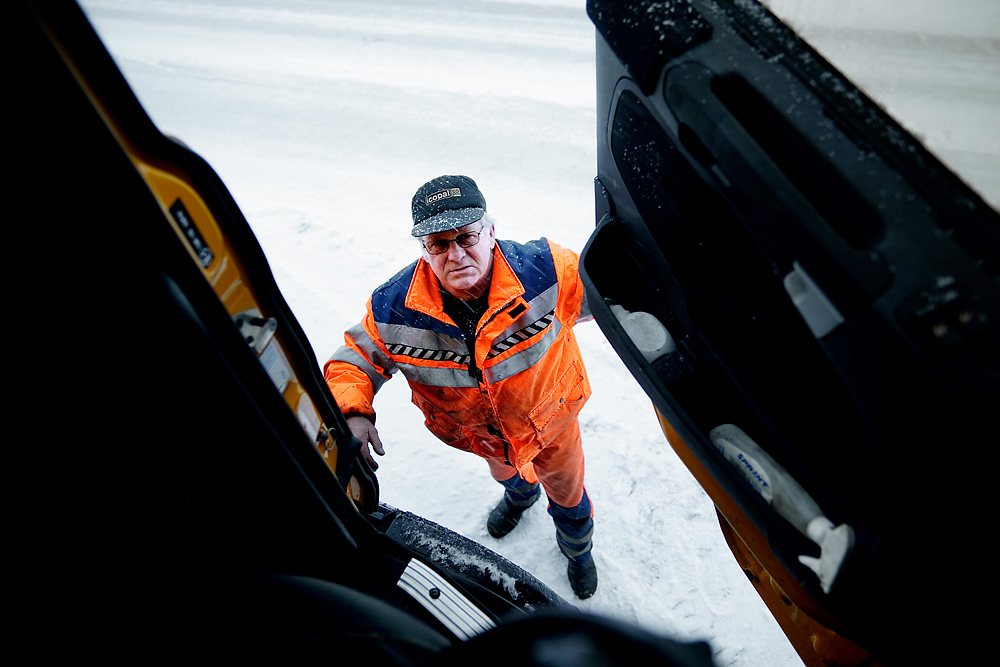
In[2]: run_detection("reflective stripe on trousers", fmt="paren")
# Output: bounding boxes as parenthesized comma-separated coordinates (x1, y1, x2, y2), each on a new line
(495, 463, 594, 563)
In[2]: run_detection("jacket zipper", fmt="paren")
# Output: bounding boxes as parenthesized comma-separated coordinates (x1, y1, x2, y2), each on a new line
(478, 300, 522, 468)
(486, 424, 514, 467)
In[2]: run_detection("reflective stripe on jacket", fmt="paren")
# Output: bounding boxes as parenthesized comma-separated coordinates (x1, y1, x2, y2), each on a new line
(324, 238, 591, 470)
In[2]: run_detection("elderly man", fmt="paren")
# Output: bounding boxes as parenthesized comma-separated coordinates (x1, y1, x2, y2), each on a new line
(324, 175, 597, 598)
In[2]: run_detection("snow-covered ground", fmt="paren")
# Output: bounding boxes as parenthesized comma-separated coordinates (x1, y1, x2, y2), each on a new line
(77, 1, 998, 664)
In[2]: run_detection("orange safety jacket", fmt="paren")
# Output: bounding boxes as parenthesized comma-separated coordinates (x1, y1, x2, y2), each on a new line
(324, 238, 592, 472)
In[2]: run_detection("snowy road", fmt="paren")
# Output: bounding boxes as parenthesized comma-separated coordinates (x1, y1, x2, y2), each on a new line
(78, 1, 997, 664)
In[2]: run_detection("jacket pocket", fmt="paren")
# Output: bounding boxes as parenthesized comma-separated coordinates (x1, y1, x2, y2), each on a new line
(528, 360, 587, 440)
(411, 392, 469, 449)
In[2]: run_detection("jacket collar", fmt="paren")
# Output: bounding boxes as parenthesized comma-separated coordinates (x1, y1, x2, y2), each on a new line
(405, 244, 526, 325)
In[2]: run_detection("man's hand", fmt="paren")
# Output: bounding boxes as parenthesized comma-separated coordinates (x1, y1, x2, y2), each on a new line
(346, 415, 385, 470)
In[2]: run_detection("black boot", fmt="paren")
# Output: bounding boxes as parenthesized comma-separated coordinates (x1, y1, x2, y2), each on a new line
(487, 492, 539, 538)
(567, 556, 598, 599)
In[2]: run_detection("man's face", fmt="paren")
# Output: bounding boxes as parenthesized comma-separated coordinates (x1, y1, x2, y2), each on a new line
(421, 220, 496, 300)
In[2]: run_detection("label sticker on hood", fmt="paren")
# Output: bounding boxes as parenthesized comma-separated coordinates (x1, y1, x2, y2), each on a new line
(170, 198, 214, 268)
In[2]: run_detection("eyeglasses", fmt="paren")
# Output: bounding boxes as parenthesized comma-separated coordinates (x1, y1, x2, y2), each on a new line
(421, 225, 486, 255)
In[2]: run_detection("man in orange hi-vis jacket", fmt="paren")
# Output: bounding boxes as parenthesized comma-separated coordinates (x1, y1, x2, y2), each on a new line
(324, 175, 597, 599)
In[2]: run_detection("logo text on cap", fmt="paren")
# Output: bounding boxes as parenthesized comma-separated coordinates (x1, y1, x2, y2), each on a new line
(426, 187, 462, 206)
